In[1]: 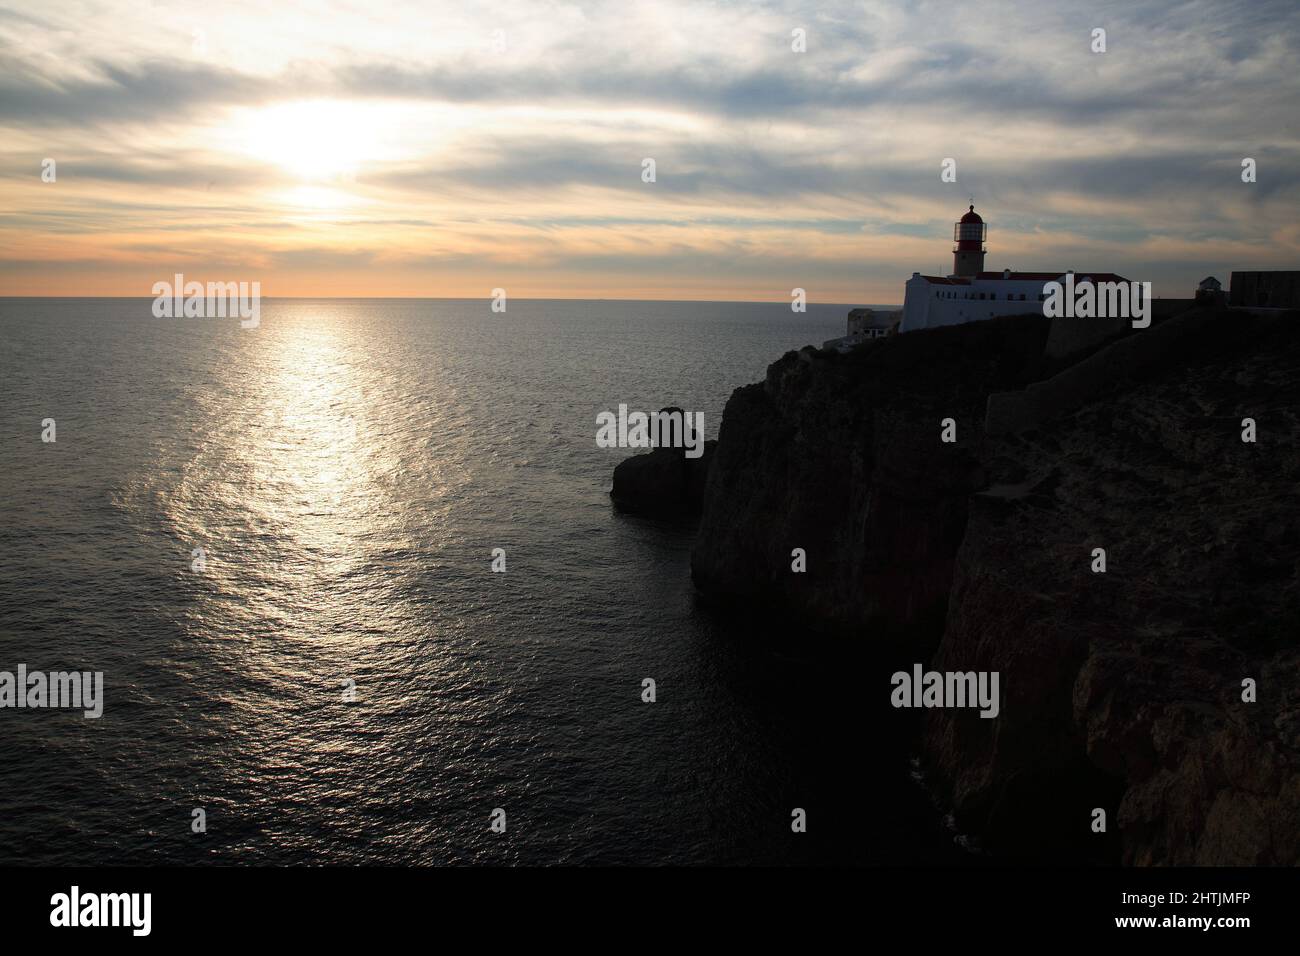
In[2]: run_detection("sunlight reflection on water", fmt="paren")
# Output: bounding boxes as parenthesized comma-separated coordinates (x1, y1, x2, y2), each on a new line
(0, 297, 962, 866)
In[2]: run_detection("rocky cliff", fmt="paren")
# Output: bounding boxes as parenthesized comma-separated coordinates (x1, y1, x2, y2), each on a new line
(611, 441, 715, 518)
(692, 313, 1055, 641)
(690, 307, 1299, 865)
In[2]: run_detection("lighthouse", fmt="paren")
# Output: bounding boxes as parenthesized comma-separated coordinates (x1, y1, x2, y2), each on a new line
(897, 203, 1129, 334)
(952, 204, 986, 277)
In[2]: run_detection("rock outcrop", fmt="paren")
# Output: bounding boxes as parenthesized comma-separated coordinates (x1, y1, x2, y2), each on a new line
(611, 429, 716, 520)
(690, 307, 1300, 864)
(611, 403, 717, 520)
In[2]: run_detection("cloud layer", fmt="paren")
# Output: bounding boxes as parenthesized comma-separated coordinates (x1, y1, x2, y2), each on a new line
(2, 0, 1297, 300)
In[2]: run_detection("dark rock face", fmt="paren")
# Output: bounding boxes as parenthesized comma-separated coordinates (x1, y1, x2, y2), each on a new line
(611, 441, 716, 518)
(691, 309, 1300, 864)
(927, 311, 1300, 864)
(691, 317, 1053, 642)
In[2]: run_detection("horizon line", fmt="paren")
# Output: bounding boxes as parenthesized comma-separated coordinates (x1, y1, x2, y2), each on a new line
(0, 294, 896, 306)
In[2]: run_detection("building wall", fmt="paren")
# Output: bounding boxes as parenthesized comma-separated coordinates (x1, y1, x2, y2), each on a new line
(953, 250, 984, 276)
(900, 276, 933, 333)
(1230, 272, 1300, 309)
(901, 277, 1048, 332)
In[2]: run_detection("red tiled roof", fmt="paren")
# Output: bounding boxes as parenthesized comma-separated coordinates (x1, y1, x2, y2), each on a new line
(975, 271, 1131, 282)
(917, 271, 1131, 284)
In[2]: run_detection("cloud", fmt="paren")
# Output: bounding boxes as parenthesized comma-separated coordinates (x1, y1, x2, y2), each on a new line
(0, 0, 1297, 299)
(0, 55, 274, 125)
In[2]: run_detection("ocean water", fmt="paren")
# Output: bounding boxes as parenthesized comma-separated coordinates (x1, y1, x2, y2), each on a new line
(0, 297, 964, 866)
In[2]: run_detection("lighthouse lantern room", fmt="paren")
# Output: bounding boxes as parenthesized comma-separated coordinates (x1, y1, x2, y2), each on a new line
(952, 205, 987, 277)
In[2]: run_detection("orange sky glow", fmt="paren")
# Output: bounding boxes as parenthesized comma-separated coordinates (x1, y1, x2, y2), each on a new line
(3, 1, 1297, 301)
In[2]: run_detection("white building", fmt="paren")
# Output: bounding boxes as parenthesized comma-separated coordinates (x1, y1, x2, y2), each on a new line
(899, 205, 1127, 333)
(823, 307, 900, 352)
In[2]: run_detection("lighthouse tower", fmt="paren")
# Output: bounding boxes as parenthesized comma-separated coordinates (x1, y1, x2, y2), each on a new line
(952, 204, 987, 277)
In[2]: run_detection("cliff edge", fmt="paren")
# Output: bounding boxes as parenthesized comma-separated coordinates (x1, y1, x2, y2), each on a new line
(691, 307, 1299, 864)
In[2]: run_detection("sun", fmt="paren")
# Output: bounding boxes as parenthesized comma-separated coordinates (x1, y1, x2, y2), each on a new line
(236, 100, 381, 181)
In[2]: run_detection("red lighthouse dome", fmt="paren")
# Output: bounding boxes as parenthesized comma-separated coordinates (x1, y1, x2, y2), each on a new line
(952, 204, 987, 277)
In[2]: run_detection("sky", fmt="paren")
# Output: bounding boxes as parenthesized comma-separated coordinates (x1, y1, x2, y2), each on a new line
(1, 0, 1298, 301)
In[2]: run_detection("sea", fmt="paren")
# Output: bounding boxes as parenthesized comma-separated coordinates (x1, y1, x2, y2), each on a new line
(0, 297, 970, 865)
